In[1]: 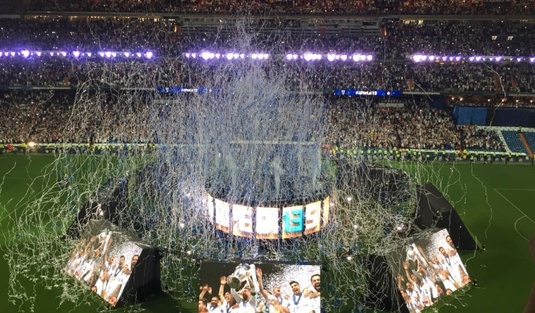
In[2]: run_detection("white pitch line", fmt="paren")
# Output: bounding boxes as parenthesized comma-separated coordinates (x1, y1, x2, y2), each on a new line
(494, 188, 535, 225)
(514, 216, 530, 241)
(495, 188, 535, 192)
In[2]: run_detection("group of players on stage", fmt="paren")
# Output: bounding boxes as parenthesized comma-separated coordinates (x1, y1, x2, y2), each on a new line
(66, 228, 140, 306)
(199, 264, 320, 313)
(396, 235, 471, 313)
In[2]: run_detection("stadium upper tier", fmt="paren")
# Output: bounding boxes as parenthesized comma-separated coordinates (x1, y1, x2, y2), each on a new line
(0, 18, 534, 60)
(6, 0, 533, 15)
(2, 57, 535, 94)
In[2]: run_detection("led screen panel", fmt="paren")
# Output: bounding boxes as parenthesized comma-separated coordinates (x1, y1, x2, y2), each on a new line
(387, 229, 471, 313)
(232, 204, 253, 238)
(255, 206, 279, 239)
(282, 205, 304, 239)
(214, 198, 230, 232)
(304, 200, 322, 235)
(66, 220, 143, 307)
(206, 193, 215, 224)
(199, 262, 321, 313)
(322, 196, 330, 227)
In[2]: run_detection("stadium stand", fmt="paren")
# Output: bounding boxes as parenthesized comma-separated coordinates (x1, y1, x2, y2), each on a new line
(501, 130, 529, 154)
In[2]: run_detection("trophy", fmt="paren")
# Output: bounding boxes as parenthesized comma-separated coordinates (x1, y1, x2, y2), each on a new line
(227, 263, 259, 293)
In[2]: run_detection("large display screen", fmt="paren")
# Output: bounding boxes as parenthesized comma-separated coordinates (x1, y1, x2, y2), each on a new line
(255, 206, 279, 239)
(232, 204, 253, 238)
(199, 262, 321, 313)
(387, 229, 471, 313)
(206, 194, 330, 239)
(66, 220, 143, 307)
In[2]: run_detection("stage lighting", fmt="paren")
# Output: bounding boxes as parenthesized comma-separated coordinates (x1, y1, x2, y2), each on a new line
(136, 52, 142, 58)
(105, 51, 112, 58)
(73, 51, 80, 58)
(145, 51, 154, 59)
(201, 52, 214, 60)
(124, 52, 130, 57)
(35, 51, 42, 57)
(21, 50, 30, 58)
(86, 52, 92, 57)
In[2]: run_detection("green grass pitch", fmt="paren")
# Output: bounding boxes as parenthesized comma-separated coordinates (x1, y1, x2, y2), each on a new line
(1, 154, 534, 312)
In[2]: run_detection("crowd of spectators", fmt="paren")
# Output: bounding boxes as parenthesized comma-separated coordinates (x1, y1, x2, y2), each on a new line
(0, 14, 534, 152)
(3, 56, 535, 97)
(326, 97, 461, 151)
(19, 0, 535, 15)
(2, 18, 535, 60)
(0, 87, 518, 156)
(459, 125, 505, 151)
(0, 17, 534, 94)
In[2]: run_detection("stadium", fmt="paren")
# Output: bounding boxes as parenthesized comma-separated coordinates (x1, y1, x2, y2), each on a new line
(1, 1, 535, 313)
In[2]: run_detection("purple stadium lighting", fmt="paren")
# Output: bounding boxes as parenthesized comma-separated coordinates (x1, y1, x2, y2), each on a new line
(86, 52, 92, 57)
(35, 51, 42, 57)
(145, 51, 154, 59)
(21, 50, 30, 58)
(201, 52, 214, 60)
(10, 52, 15, 57)
(286, 53, 298, 60)
(105, 51, 112, 58)
(98, 52, 105, 57)
(530, 57, 535, 63)
(124, 52, 130, 57)
(305, 53, 322, 61)
(351, 54, 371, 62)
(73, 51, 81, 58)
(136, 52, 142, 58)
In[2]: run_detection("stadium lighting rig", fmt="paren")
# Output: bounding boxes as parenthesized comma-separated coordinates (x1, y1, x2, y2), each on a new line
(183, 51, 374, 62)
(412, 54, 535, 63)
(0, 49, 156, 60)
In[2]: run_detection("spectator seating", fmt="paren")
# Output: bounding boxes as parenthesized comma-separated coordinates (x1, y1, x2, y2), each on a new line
(501, 130, 529, 154)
